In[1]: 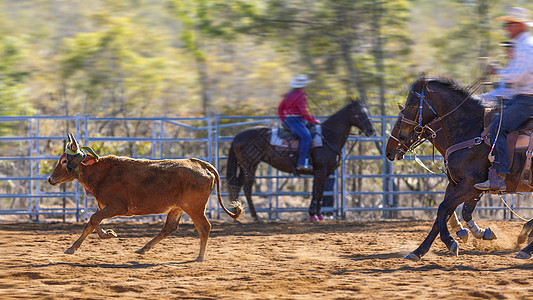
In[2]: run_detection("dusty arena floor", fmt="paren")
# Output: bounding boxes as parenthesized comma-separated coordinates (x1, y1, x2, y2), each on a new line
(1, 219, 533, 299)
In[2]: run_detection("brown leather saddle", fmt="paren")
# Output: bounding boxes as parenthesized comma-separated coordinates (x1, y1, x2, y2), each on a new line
(483, 106, 533, 192)
(273, 123, 322, 152)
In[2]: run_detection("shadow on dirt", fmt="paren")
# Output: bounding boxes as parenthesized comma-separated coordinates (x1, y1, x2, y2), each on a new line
(0, 220, 428, 238)
(8, 260, 197, 270)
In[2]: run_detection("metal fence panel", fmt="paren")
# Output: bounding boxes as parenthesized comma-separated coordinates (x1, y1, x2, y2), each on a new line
(1, 114, 531, 222)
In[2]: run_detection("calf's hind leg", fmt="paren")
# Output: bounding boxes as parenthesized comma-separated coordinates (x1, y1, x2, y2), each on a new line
(189, 212, 211, 262)
(136, 208, 183, 254)
(182, 196, 212, 262)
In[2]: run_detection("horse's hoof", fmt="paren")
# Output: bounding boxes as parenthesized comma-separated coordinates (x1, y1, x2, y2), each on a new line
(448, 240, 459, 256)
(456, 229, 469, 243)
(404, 252, 421, 262)
(64, 248, 75, 254)
(135, 248, 147, 254)
(517, 234, 527, 245)
(515, 251, 531, 259)
(483, 228, 497, 240)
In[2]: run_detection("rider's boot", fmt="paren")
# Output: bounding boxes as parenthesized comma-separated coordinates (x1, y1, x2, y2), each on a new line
(296, 158, 312, 172)
(474, 173, 506, 191)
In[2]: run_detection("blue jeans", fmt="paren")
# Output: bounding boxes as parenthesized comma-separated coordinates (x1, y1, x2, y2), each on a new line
(490, 94, 533, 174)
(284, 116, 312, 166)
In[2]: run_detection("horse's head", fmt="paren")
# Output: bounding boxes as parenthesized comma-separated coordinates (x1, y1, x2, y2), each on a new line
(349, 99, 375, 137)
(386, 78, 440, 161)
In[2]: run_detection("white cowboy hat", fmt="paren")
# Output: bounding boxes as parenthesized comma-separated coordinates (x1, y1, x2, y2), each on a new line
(496, 7, 533, 27)
(290, 74, 312, 88)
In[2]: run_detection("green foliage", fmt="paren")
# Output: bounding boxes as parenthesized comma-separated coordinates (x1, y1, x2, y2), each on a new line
(0, 35, 33, 136)
(0, 0, 529, 120)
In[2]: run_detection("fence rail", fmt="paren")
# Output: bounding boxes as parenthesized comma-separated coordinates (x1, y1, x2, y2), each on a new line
(1, 114, 531, 222)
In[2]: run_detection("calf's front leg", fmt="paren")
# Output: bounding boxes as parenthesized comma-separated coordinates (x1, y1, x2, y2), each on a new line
(65, 206, 124, 254)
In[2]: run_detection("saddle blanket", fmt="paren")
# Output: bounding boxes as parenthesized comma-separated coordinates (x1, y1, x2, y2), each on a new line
(270, 127, 323, 149)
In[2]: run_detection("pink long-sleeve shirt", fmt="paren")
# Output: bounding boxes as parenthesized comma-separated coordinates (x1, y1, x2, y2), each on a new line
(277, 89, 319, 124)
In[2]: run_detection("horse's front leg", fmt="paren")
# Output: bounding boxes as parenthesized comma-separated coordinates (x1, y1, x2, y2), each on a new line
(405, 181, 479, 261)
(462, 195, 497, 240)
(308, 169, 328, 220)
(448, 212, 469, 243)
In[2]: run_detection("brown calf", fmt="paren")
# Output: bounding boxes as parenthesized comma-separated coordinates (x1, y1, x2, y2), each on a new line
(48, 133, 243, 262)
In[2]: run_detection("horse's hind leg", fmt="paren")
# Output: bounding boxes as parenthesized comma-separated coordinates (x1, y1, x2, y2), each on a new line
(516, 240, 533, 259)
(243, 164, 260, 221)
(406, 182, 477, 261)
(136, 208, 183, 255)
(462, 196, 496, 240)
(517, 219, 533, 245)
(309, 170, 328, 218)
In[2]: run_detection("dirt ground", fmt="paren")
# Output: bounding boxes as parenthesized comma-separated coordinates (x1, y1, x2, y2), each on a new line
(1, 219, 533, 299)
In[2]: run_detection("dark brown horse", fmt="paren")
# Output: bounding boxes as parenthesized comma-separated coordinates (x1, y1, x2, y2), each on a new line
(387, 76, 532, 261)
(386, 107, 496, 243)
(227, 100, 375, 221)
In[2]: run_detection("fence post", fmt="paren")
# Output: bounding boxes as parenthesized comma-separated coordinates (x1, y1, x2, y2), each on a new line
(341, 146, 347, 219)
(212, 115, 219, 220)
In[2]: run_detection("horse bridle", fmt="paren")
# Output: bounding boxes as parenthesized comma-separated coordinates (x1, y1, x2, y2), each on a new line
(389, 80, 474, 156)
(389, 85, 440, 155)
(322, 101, 373, 162)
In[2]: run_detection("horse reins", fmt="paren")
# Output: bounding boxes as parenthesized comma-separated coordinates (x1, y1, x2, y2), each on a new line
(389, 76, 487, 183)
(391, 76, 486, 160)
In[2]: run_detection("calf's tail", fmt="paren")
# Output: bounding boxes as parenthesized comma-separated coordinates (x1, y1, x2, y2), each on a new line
(205, 162, 243, 220)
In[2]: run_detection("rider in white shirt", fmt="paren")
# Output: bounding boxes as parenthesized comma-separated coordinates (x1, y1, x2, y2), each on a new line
(475, 7, 533, 191)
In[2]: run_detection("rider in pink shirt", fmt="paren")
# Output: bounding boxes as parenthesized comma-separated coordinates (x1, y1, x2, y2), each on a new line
(278, 74, 319, 172)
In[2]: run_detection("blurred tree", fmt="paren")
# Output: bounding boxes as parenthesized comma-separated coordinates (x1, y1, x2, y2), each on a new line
(430, 0, 500, 83)
(58, 11, 169, 118)
(0, 35, 32, 134)
(220, 0, 413, 115)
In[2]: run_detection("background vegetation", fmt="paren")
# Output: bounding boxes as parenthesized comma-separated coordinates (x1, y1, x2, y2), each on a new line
(0, 0, 530, 120)
(2, 0, 533, 220)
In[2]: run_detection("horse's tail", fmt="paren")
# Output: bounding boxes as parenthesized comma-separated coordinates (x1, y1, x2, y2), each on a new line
(226, 143, 244, 201)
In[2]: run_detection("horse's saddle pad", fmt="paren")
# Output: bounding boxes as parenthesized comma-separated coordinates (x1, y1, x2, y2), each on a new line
(270, 126, 323, 149)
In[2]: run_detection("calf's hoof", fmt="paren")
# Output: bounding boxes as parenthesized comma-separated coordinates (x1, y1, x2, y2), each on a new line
(194, 256, 205, 262)
(135, 248, 147, 254)
(105, 229, 118, 238)
(456, 229, 469, 243)
(64, 248, 76, 254)
(99, 229, 118, 239)
(404, 252, 421, 262)
(483, 228, 497, 240)
(515, 251, 531, 259)
(448, 240, 459, 256)
(528, 236, 533, 245)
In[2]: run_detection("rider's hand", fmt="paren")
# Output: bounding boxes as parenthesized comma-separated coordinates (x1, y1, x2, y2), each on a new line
(486, 63, 498, 75)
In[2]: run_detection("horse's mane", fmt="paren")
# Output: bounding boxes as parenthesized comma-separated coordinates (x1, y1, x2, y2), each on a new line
(413, 75, 487, 108)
